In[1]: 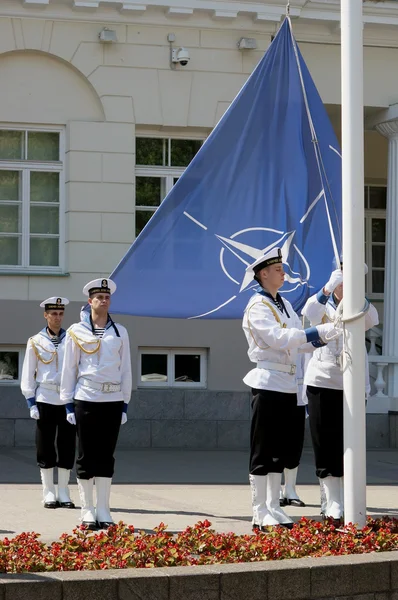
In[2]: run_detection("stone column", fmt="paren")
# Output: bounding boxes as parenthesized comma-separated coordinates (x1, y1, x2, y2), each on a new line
(375, 119, 398, 410)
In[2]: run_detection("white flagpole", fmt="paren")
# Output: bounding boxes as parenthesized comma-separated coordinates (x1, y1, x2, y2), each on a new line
(341, 0, 366, 527)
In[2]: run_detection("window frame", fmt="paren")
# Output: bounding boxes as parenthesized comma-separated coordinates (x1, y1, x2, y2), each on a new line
(364, 184, 386, 300)
(134, 135, 204, 238)
(0, 346, 25, 385)
(0, 124, 65, 274)
(135, 167, 185, 212)
(365, 209, 386, 299)
(138, 347, 207, 389)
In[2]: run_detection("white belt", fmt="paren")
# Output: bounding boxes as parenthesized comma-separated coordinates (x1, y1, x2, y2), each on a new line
(78, 377, 121, 393)
(38, 382, 60, 393)
(257, 361, 296, 375)
(317, 356, 341, 366)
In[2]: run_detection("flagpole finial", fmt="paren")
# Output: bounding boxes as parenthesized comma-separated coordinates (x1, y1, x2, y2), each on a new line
(286, 1, 290, 16)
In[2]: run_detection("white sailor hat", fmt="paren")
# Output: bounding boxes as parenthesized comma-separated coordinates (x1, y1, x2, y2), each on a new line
(332, 255, 368, 275)
(40, 297, 69, 311)
(83, 278, 117, 297)
(246, 247, 283, 277)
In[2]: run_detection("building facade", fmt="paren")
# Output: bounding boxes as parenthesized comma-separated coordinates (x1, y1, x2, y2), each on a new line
(0, 0, 397, 448)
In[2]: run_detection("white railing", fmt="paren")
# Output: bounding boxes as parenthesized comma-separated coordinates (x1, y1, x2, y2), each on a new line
(366, 326, 397, 413)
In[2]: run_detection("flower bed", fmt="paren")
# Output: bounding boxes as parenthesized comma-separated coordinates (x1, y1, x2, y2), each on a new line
(1, 517, 398, 573)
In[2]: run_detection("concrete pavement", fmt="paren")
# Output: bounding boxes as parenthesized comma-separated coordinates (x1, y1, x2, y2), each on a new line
(0, 447, 397, 543)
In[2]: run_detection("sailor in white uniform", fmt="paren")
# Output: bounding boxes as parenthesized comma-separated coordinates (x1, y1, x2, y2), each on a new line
(279, 351, 311, 508)
(60, 278, 132, 530)
(242, 248, 342, 530)
(302, 260, 379, 522)
(21, 297, 76, 509)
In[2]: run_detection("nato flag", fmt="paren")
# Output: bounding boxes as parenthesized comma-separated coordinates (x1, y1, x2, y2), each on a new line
(110, 18, 342, 319)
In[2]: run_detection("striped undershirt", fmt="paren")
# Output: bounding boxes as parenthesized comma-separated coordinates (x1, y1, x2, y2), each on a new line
(50, 335, 60, 349)
(94, 328, 106, 339)
(273, 298, 285, 313)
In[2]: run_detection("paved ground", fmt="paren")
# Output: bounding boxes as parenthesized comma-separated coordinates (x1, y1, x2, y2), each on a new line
(0, 447, 397, 543)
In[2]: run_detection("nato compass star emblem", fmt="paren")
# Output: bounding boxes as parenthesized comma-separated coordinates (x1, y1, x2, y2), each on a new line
(178, 140, 342, 319)
(182, 215, 311, 319)
(181, 172, 343, 319)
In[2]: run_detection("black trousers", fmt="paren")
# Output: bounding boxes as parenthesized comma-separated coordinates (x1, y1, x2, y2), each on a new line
(287, 404, 306, 469)
(307, 385, 344, 478)
(75, 400, 124, 480)
(249, 389, 304, 476)
(36, 403, 76, 470)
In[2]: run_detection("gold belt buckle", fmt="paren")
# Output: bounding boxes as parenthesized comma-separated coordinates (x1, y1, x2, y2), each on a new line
(290, 365, 296, 375)
(103, 383, 111, 393)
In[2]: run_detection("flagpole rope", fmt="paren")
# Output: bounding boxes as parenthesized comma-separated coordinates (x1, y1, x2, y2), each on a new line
(330, 298, 371, 373)
(287, 17, 342, 266)
(333, 298, 370, 326)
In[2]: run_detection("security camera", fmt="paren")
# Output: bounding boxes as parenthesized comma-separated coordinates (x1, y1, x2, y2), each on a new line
(171, 47, 190, 66)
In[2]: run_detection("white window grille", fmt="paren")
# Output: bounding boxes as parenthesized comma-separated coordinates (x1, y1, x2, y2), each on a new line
(364, 185, 386, 298)
(135, 137, 203, 237)
(0, 126, 64, 273)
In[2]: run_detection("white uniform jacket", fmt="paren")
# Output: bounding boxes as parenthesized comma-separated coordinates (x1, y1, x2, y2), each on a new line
(296, 352, 312, 407)
(21, 328, 66, 405)
(60, 320, 132, 404)
(302, 291, 379, 392)
(242, 290, 316, 394)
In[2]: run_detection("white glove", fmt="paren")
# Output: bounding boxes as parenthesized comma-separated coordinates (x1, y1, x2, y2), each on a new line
(121, 413, 127, 425)
(30, 406, 40, 420)
(324, 269, 343, 294)
(316, 322, 342, 343)
(66, 412, 76, 426)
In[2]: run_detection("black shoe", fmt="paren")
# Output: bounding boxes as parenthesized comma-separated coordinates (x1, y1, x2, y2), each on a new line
(96, 521, 114, 530)
(81, 521, 98, 530)
(281, 522, 294, 530)
(44, 501, 59, 509)
(285, 498, 306, 508)
(279, 498, 287, 507)
(59, 501, 75, 509)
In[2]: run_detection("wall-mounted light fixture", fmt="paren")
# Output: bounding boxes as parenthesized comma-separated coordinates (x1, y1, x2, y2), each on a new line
(237, 37, 257, 50)
(99, 28, 118, 43)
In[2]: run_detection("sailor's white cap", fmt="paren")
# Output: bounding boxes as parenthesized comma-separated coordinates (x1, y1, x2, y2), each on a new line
(245, 247, 283, 277)
(40, 297, 69, 310)
(82, 278, 117, 297)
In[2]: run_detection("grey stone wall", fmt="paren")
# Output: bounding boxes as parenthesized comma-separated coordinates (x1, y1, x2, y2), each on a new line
(0, 385, 391, 448)
(1, 549, 398, 599)
(119, 390, 251, 449)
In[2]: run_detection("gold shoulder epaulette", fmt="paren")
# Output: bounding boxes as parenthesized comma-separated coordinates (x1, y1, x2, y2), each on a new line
(68, 329, 101, 355)
(30, 337, 58, 367)
(261, 300, 284, 327)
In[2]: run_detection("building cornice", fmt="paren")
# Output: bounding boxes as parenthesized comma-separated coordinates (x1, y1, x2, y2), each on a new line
(1, 0, 397, 26)
(1, 0, 398, 47)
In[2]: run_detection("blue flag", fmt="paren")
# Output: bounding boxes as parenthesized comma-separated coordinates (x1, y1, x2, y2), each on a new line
(111, 18, 342, 319)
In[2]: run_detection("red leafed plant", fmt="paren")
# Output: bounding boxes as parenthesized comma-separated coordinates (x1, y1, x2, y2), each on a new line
(0, 517, 398, 573)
